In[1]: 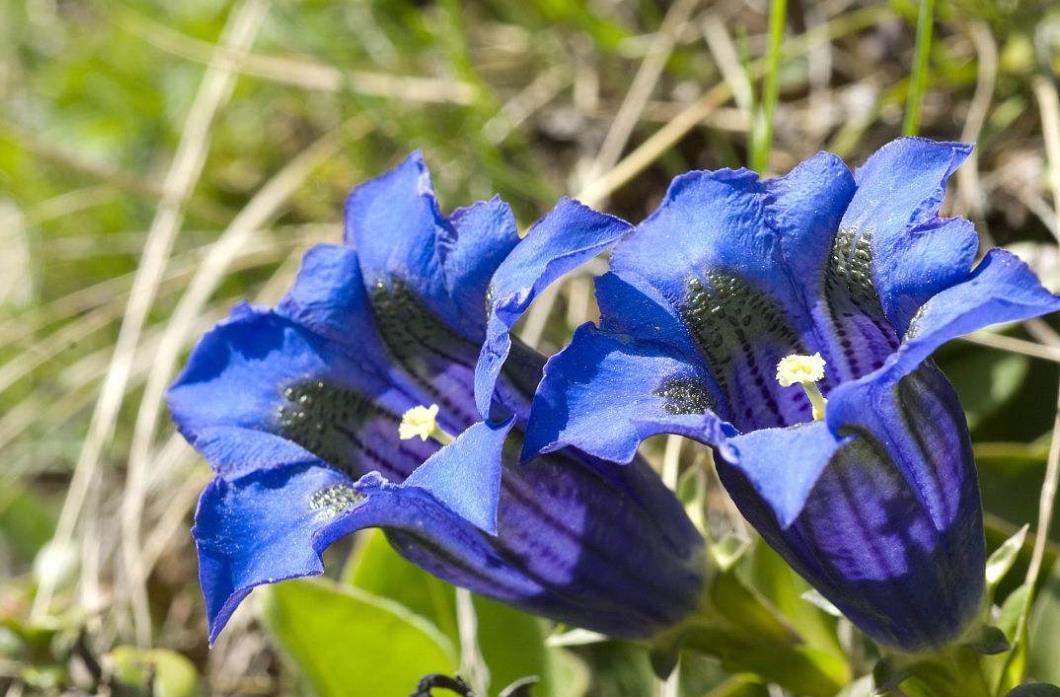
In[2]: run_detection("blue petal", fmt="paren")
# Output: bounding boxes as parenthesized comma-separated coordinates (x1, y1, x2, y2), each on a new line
(841, 138, 978, 331)
(195, 460, 349, 643)
(717, 365, 985, 650)
(527, 155, 855, 462)
(593, 270, 705, 367)
(275, 244, 390, 364)
(338, 157, 506, 423)
(195, 462, 550, 644)
(344, 151, 519, 341)
(765, 151, 857, 283)
(725, 421, 845, 528)
(166, 305, 437, 481)
(606, 158, 856, 430)
(404, 419, 514, 535)
(524, 322, 737, 463)
(475, 198, 631, 418)
(197, 433, 707, 642)
(845, 248, 1060, 392)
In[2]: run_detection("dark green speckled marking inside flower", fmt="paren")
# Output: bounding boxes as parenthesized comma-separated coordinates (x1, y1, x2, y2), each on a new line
(655, 376, 716, 416)
(310, 484, 366, 520)
(823, 228, 899, 377)
(276, 379, 410, 480)
(680, 270, 806, 428)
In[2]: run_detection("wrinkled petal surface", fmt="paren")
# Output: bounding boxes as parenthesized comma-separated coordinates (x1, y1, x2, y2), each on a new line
(196, 426, 706, 642)
(167, 304, 436, 481)
(476, 197, 631, 418)
(717, 365, 984, 650)
(841, 138, 977, 331)
(344, 151, 519, 341)
(525, 322, 736, 463)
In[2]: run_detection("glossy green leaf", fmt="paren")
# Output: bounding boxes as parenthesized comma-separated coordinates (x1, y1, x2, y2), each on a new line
(1028, 567, 1060, 686)
(344, 530, 586, 697)
(261, 578, 457, 697)
(342, 529, 459, 641)
(473, 596, 553, 696)
(964, 625, 1011, 655)
(1007, 684, 1060, 697)
(748, 542, 843, 654)
(941, 346, 1029, 430)
(988, 525, 1031, 590)
(108, 646, 200, 697)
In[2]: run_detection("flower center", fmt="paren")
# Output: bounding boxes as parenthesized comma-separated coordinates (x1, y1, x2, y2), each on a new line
(399, 404, 456, 445)
(776, 353, 828, 421)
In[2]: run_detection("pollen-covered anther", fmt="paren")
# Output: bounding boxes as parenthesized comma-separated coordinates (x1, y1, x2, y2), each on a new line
(776, 353, 828, 420)
(398, 404, 455, 445)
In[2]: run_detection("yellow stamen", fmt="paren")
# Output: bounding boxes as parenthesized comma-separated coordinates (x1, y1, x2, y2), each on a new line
(398, 404, 455, 445)
(776, 353, 828, 420)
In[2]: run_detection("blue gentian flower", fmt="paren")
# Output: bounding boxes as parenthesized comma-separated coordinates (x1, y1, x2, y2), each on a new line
(524, 138, 1060, 651)
(167, 153, 705, 644)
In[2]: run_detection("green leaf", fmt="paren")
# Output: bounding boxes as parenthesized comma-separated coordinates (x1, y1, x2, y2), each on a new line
(664, 564, 848, 697)
(999, 584, 1031, 641)
(545, 649, 590, 697)
(1007, 684, 1060, 697)
(748, 543, 843, 654)
(709, 570, 798, 646)
(699, 675, 770, 697)
(963, 625, 1011, 655)
(575, 642, 656, 697)
(0, 486, 56, 562)
(988, 525, 1031, 590)
(108, 646, 200, 697)
(709, 534, 750, 571)
(261, 578, 457, 697)
(345, 530, 586, 697)
(721, 646, 848, 697)
(1028, 567, 1060, 686)
(472, 596, 553, 697)
(998, 584, 1031, 694)
(941, 348, 1029, 431)
(343, 529, 458, 641)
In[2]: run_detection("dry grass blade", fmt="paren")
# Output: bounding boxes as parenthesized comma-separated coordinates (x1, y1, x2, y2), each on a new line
(701, 14, 753, 115)
(959, 330, 1060, 364)
(583, 0, 701, 185)
(119, 118, 371, 644)
(955, 21, 998, 245)
(576, 4, 891, 207)
(576, 82, 731, 207)
(30, 0, 269, 626)
(1025, 74, 1060, 607)
(483, 66, 571, 144)
(120, 9, 477, 105)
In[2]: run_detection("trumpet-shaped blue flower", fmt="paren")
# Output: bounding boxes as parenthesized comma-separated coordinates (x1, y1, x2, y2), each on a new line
(168, 153, 705, 643)
(525, 138, 1060, 651)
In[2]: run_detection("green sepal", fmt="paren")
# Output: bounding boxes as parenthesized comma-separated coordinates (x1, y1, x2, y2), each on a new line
(1006, 684, 1060, 697)
(964, 625, 1012, 655)
(987, 525, 1030, 593)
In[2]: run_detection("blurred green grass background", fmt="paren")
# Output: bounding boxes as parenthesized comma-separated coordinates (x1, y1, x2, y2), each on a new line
(1, 0, 1060, 695)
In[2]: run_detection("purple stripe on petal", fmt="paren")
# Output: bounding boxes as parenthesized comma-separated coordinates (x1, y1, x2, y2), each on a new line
(717, 365, 984, 651)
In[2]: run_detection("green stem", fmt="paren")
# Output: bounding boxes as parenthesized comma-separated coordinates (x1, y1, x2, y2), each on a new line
(903, 0, 936, 136)
(751, 0, 787, 173)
